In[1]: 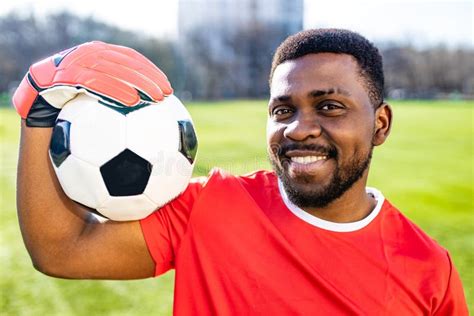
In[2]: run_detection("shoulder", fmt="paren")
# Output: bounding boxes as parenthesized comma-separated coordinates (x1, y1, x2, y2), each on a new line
(204, 168, 276, 187)
(237, 169, 277, 187)
(380, 200, 451, 273)
(377, 200, 461, 308)
(193, 168, 278, 209)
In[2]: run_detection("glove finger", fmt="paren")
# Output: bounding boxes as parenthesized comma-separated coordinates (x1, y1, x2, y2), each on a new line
(99, 47, 173, 96)
(58, 41, 108, 68)
(105, 43, 153, 65)
(105, 43, 166, 73)
(57, 42, 173, 98)
(27, 42, 109, 88)
(72, 67, 141, 106)
(74, 57, 165, 101)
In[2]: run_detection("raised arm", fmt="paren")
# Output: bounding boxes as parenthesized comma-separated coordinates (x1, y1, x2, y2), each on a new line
(17, 123, 154, 279)
(14, 42, 172, 279)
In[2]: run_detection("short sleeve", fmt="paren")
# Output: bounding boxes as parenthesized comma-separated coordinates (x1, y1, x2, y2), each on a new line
(140, 177, 206, 276)
(433, 253, 468, 315)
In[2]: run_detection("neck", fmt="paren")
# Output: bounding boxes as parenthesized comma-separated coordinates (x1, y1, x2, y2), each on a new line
(301, 179, 376, 223)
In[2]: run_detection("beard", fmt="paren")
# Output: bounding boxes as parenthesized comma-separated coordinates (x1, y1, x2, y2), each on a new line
(269, 143, 373, 209)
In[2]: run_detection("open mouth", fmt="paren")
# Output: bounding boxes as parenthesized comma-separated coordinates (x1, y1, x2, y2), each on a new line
(280, 148, 335, 176)
(289, 155, 328, 164)
(273, 143, 337, 176)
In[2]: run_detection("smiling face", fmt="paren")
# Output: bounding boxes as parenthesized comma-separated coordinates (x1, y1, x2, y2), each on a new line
(267, 53, 391, 210)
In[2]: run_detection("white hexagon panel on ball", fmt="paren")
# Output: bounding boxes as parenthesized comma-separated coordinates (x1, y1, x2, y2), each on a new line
(97, 194, 158, 221)
(126, 102, 180, 164)
(52, 154, 110, 209)
(64, 94, 127, 167)
(144, 150, 194, 208)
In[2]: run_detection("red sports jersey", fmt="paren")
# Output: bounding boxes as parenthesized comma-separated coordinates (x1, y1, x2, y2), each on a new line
(140, 169, 468, 315)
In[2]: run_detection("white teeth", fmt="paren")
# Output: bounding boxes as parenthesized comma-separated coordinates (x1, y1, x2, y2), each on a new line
(290, 156, 327, 164)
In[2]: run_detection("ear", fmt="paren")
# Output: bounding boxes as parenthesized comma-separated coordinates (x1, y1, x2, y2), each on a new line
(372, 103, 392, 146)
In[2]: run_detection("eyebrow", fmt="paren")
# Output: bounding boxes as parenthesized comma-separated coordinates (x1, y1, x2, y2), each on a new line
(271, 95, 292, 103)
(308, 88, 351, 98)
(270, 88, 352, 103)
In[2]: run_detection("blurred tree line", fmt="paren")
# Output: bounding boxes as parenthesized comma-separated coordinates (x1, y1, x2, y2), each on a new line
(1, 11, 473, 102)
(0, 11, 179, 99)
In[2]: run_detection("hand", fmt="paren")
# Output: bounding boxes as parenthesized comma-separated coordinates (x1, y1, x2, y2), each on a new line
(12, 41, 173, 127)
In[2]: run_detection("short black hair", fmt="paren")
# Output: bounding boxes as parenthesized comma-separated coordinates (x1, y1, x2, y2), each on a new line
(270, 28, 384, 107)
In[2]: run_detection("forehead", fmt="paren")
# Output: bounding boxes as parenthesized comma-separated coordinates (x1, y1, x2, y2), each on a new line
(270, 53, 365, 97)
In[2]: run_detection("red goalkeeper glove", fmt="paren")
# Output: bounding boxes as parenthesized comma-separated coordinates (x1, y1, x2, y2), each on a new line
(12, 41, 173, 127)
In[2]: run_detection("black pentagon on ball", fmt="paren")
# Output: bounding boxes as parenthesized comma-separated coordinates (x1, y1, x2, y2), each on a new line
(178, 120, 198, 164)
(100, 149, 152, 196)
(50, 119, 72, 168)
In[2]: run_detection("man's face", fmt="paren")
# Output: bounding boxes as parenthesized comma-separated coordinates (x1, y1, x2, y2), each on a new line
(267, 53, 388, 209)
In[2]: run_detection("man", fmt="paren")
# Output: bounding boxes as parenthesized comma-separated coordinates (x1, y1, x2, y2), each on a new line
(14, 30, 467, 315)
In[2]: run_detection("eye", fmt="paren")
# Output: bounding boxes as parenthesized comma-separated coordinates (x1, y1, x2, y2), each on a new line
(274, 108, 292, 115)
(319, 103, 342, 111)
(317, 102, 345, 116)
(271, 106, 294, 119)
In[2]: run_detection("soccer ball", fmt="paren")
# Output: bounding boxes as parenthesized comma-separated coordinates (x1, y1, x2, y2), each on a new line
(49, 94, 198, 221)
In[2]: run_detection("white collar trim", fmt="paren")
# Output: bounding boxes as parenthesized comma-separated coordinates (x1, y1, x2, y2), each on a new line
(278, 180, 385, 232)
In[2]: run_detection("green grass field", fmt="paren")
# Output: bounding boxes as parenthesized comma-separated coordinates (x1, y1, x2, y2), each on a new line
(1, 100, 473, 315)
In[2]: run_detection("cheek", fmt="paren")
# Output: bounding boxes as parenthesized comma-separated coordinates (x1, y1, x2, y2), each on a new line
(325, 117, 374, 155)
(266, 120, 285, 155)
(266, 120, 284, 144)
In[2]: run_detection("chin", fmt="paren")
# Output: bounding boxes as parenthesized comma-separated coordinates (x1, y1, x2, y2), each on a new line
(286, 172, 329, 191)
(273, 152, 372, 209)
(280, 172, 338, 208)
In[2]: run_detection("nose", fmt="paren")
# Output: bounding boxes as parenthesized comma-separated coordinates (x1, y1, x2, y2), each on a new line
(283, 113, 322, 141)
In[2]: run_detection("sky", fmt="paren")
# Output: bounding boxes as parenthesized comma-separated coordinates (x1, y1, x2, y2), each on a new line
(1, 0, 472, 47)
